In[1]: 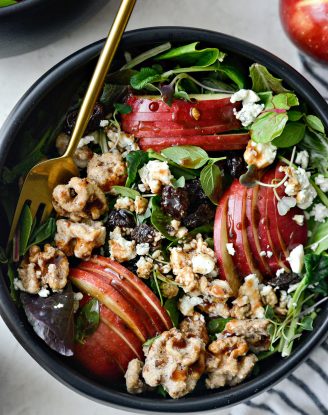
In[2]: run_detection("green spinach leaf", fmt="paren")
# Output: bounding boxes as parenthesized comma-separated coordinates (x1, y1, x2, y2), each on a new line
(130, 67, 164, 90)
(250, 63, 289, 93)
(125, 150, 149, 187)
(305, 115, 325, 134)
(164, 297, 180, 328)
(150, 196, 175, 241)
(161, 145, 208, 169)
(207, 317, 231, 334)
(27, 217, 56, 249)
(272, 122, 306, 148)
(250, 111, 288, 143)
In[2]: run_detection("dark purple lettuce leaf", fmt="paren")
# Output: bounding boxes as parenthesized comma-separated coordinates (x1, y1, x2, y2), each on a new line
(20, 285, 74, 356)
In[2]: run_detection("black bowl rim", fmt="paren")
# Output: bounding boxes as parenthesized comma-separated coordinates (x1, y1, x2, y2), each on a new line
(0, 26, 328, 413)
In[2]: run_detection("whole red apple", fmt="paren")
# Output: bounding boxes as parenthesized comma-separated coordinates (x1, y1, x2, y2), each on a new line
(280, 0, 328, 63)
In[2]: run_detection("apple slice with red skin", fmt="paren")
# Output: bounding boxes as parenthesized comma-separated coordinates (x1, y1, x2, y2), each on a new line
(245, 186, 272, 276)
(228, 180, 263, 279)
(89, 256, 172, 330)
(214, 191, 241, 296)
(255, 178, 290, 273)
(138, 133, 250, 152)
(70, 268, 149, 342)
(79, 261, 165, 335)
(74, 331, 123, 380)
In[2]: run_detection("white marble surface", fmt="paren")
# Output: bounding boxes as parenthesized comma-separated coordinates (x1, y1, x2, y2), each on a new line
(0, 1, 303, 414)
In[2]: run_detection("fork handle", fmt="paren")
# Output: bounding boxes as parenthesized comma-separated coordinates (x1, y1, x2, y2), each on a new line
(64, 0, 136, 158)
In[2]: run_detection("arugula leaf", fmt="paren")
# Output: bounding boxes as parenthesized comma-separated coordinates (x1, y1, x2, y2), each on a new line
(21, 285, 75, 356)
(155, 42, 226, 67)
(250, 63, 289, 93)
(250, 111, 288, 143)
(18, 204, 33, 256)
(161, 146, 208, 169)
(150, 196, 175, 241)
(207, 317, 231, 334)
(214, 64, 245, 89)
(299, 129, 328, 174)
(200, 163, 222, 204)
(272, 122, 306, 148)
(27, 217, 56, 249)
(164, 297, 180, 327)
(305, 115, 325, 133)
(111, 185, 140, 200)
(125, 150, 149, 187)
(130, 67, 163, 90)
(113, 103, 132, 114)
(75, 298, 100, 344)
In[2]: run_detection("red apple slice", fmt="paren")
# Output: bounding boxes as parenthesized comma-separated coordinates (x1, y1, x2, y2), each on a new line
(138, 133, 250, 152)
(214, 192, 241, 296)
(245, 186, 272, 276)
(79, 261, 164, 335)
(74, 333, 123, 380)
(70, 268, 149, 342)
(89, 256, 172, 330)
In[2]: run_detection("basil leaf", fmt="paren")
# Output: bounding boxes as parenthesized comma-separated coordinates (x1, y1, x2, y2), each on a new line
(309, 220, 328, 254)
(19, 204, 33, 256)
(130, 67, 164, 90)
(304, 254, 328, 296)
(250, 63, 289, 93)
(21, 285, 75, 356)
(161, 145, 208, 169)
(156, 42, 225, 67)
(299, 129, 328, 174)
(150, 196, 175, 241)
(111, 185, 140, 200)
(113, 103, 132, 114)
(125, 150, 149, 187)
(164, 297, 180, 328)
(272, 93, 299, 110)
(272, 122, 306, 148)
(207, 317, 231, 334)
(305, 115, 325, 134)
(288, 110, 304, 121)
(200, 163, 222, 204)
(75, 298, 100, 344)
(250, 111, 288, 143)
(27, 217, 56, 249)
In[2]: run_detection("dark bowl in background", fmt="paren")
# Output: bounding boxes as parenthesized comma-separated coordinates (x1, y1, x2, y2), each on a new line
(0, 27, 327, 413)
(0, 0, 110, 58)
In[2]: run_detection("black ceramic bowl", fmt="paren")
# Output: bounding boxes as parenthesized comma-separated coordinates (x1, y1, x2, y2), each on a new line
(0, 27, 327, 413)
(0, 0, 110, 58)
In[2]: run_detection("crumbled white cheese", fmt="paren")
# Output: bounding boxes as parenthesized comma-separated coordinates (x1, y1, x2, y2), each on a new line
(191, 253, 215, 275)
(107, 129, 139, 158)
(226, 243, 235, 256)
(109, 227, 136, 262)
(13, 278, 26, 292)
(295, 150, 309, 169)
(287, 244, 304, 274)
(136, 243, 150, 256)
(244, 140, 277, 169)
(230, 89, 264, 127)
(267, 251, 273, 258)
(276, 268, 285, 277)
(260, 251, 266, 257)
(54, 303, 64, 309)
(99, 119, 109, 127)
(138, 160, 173, 194)
(283, 166, 316, 210)
(38, 287, 50, 298)
(74, 292, 83, 301)
(277, 196, 297, 216)
(77, 135, 95, 149)
(315, 174, 328, 192)
(178, 295, 203, 316)
(310, 203, 328, 223)
(292, 214, 305, 226)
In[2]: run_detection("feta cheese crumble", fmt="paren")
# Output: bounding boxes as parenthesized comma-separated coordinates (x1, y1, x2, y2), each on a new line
(315, 174, 328, 192)
(295, 150, 309, 169)
(310, 203, 328, 223)
(276, 268, 285, 277)
(292, 214, 305, 226)
(230, 89, 264, 127)
(138, 160, 173, 194)
(277, 196, 297, 216)
(226, 243, 235, 256)
(287, 244, 304, 274)
(77, 135, 95, 149)
(99, 119, 109, 127)
(281, 166, 317, 210)
(54, 303, 64, 309)
(244, 140, 277, 169)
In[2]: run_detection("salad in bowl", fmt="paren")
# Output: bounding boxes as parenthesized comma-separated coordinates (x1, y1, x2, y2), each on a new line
(1, 40, 328, 400)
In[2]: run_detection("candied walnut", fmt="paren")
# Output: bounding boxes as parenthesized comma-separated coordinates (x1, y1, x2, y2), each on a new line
(52, 177, 107, 222)
(109, 227, 136, 263)
(260, 285, 278, 308)
(106, 209, 135, 231)
(180, 312, 209, 345)
(197, 278, 232, 318)
(175, 266, 199, 294)
(161, 186, 189, 220)
(131, 224, 155, 244)
(55, 219, 106, 259)
(125, 359, 146, 394)
(56, 133, 94, 169)
(224, 319, 270, 352)
(231, 274, 265, 319)
(142, 328, 206, 399)
(205, 336, 257, 389)
(17, 244, 69, 294)
(87, 151, 127, 192)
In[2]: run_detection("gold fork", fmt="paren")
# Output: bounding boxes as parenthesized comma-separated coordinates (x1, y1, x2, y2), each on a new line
(8, 0, 136, 242)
